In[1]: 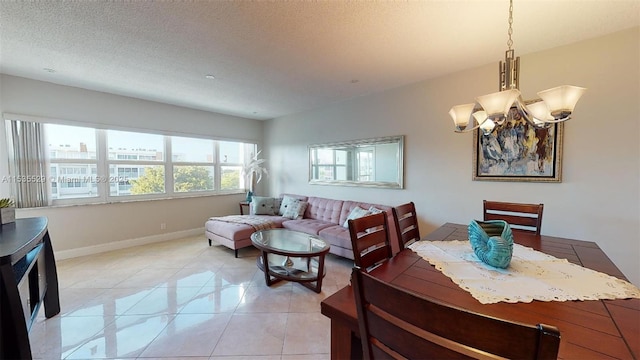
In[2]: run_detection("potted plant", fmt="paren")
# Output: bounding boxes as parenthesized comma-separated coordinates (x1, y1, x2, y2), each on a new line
(242, 150, 268, 202)
(0, 198, 16, 225)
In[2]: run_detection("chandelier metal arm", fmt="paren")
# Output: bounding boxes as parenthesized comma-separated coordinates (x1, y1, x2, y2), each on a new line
(531, 115, 572, 124)
(454, 122, 484, 133)
(513, 97, 541, 126)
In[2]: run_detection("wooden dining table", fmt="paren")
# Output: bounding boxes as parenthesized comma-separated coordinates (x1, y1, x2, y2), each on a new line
(321, 222, 639, 359)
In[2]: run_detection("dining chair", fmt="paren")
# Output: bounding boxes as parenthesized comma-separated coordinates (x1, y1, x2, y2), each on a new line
(392, 201, 421, 250)
(348, 212, 393, 272)
(351, 266, 561, 360)
(483, 200, 544, 235)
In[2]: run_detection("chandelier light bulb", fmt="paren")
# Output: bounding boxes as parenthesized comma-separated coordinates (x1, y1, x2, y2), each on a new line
(537, 85, 587, 120)
(475, 89, 520, 121)
(526, 101, 554, 125)
(449, 103, 476, 131)
(480, 119, 496, 135)
(472, 110, 487, 125)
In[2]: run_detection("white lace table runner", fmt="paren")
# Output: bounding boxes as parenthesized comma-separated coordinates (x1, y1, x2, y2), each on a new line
(408, 240, 640, 304)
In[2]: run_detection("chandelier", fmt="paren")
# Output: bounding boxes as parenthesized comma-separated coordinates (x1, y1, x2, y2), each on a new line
(449, 0, 586, 135)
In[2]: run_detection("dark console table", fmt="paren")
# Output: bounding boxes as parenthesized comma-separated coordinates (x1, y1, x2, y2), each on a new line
(0, 217, 60, 359)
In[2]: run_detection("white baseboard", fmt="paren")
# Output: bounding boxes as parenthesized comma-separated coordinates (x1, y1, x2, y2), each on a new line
(55, 227, 204, 260)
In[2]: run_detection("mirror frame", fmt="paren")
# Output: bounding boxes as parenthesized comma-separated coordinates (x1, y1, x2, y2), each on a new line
(308, 135, 404, 189)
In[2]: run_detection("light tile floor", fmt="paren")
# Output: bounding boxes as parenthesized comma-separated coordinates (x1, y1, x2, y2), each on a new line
(29, 235, 354, 359)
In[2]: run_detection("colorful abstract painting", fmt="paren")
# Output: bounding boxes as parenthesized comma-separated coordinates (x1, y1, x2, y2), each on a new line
(473, 110, 563, 182)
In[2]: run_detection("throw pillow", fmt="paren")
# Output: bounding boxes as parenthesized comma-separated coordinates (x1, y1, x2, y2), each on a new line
(282, 200, 308, 220)
(343, 206, 370, 228)
(251, 196, 277, 215)
(368, 206, 384, 214)
(273, 197, 283, 214)
(366, 206, 385, 232)
(279, 195, 301, 216)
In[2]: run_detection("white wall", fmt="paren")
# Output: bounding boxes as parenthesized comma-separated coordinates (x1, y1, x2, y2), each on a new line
(0, 75, 264, 255)
(265, 27, 640, 285)
(0, 89, 9, 198)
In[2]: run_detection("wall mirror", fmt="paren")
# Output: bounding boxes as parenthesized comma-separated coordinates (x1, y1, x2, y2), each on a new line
(309, 135, 404, 189)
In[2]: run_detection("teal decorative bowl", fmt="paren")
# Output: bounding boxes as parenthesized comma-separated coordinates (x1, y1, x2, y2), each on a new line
(468, 220, 513, 268)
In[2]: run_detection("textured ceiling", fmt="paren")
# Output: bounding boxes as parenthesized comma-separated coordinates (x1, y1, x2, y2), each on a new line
(0, 1, 638, 120)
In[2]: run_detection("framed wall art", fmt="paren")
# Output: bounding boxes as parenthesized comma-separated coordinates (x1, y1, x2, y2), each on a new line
(472, 108, 563, 182)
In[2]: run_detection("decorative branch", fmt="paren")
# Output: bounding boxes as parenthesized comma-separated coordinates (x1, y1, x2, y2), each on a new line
(242, 150, 269, 190)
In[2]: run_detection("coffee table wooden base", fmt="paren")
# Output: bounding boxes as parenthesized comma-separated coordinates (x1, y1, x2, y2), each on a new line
(251, 229, 331, 294)
(256, 253, 327, 293)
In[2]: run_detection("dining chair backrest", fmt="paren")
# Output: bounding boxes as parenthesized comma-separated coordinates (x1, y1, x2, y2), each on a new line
(483, 200, 544, 235)
(348, 212, 393, 272)
(351, 267, 561, 360)
(392, 202, 421, 250)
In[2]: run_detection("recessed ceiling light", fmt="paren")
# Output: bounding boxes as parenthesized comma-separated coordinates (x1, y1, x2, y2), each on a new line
(205, 74, 215, 80)
(43, 68, 56, 73)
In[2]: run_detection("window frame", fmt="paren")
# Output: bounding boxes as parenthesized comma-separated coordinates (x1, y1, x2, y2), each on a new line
(310, 148, 348, 181)
(46, 123, 101, 205)
(4, 114, 258, 207)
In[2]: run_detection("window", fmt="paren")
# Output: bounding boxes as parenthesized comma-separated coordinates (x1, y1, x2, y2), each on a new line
(356, 148, 374, 181)
(107, 130, 164, 161)
(46, 124, 99, 200)
(8, 117, 257, 206)
(171, 136, 214, 193)
(219, 141, 246, 191)
(311, 148, 348, 181)
(107, 130, 165, 196)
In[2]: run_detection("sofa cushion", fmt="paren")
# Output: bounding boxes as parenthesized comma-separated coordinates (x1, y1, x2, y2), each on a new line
(206, 221, 254, 241)
(282, 218, 336, 235)
(304, 197, 344, 223)
(205, 215, 287, 240)
(318, 225, 353, 251)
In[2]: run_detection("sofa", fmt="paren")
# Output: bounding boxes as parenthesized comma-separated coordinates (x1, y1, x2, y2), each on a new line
(205, 194, 400, 259)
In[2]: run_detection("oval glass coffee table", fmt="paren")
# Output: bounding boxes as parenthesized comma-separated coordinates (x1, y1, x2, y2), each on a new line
(251, 229, 330, 293)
